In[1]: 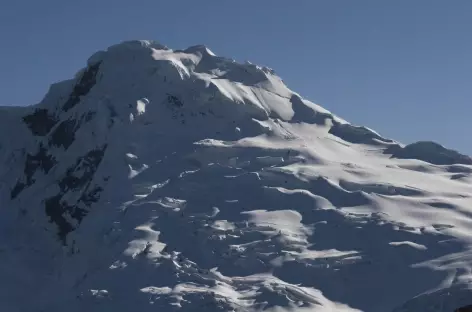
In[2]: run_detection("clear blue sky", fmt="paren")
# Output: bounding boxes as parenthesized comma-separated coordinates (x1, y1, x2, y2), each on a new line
(1, 1, 471, 154)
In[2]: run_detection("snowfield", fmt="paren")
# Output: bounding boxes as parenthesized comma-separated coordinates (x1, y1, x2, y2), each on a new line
(0, 40, 471, 311)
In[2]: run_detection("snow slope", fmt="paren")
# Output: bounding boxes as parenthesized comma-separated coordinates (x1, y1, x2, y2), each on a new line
(1, 40, 472, 312)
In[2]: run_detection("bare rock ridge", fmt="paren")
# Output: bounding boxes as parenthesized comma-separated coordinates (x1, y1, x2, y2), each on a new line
(0, 40, 471, 312)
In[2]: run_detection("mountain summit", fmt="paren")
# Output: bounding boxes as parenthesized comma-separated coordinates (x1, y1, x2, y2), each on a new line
(1, 40, 472, 312)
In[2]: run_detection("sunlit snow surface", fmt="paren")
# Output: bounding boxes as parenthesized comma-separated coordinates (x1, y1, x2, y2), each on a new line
(0, 40, 472, 311)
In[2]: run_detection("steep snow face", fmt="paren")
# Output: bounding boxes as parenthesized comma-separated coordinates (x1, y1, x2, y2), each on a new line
(1, 40, 472, 312)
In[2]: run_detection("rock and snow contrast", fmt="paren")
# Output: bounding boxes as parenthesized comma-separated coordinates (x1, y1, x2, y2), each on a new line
(1, 40, 472, 312)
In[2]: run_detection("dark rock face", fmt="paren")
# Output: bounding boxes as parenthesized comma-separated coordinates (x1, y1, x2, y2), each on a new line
(167, 94, 184, 109)
(44, 145, 107, 243)
(11, 141, 107, 243)
(455, 305, 472, 312)
(62, 62, 101, 112)
(22, 108, 58, 136)
(11, 109, 98, 200)
(13, 88, 104, 243)
(385, 141, 472, 165)
(49, 118, 78, 149)
(49, 111, 97, 150)
(11, 144, 57, 199)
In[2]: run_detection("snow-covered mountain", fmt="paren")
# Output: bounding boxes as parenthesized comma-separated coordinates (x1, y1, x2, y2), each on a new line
(1, 40, 472, 312)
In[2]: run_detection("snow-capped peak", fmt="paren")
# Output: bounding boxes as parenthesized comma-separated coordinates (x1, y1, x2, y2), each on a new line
(0, 40, 471, 312)
(183, 44, 216, 57)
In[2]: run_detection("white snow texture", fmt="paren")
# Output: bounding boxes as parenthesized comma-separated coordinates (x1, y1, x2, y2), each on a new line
(0, 40, 471, 312)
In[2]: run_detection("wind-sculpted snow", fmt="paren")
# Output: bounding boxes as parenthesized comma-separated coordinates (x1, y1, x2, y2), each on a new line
(0, 40, 471, 311)
(386, 141, 472, 165)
